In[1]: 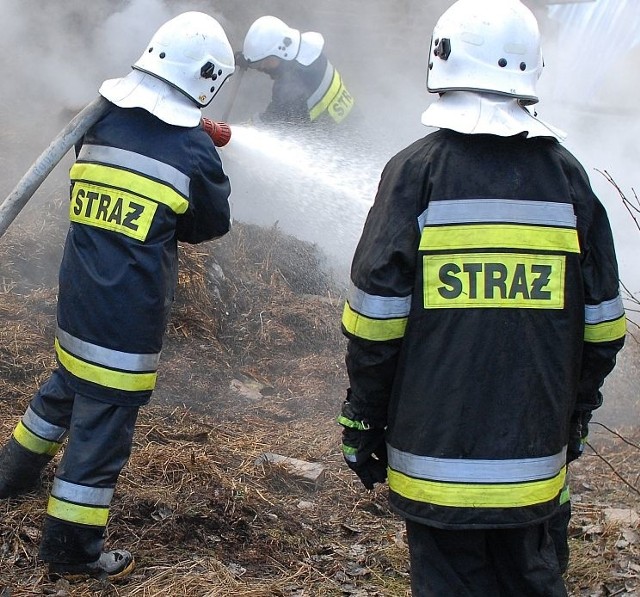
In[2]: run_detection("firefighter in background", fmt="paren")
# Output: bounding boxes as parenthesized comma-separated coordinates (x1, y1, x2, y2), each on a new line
(237, 15, 355, 127)
(0, 12, 234, 581)
(337, 0, 625, 595)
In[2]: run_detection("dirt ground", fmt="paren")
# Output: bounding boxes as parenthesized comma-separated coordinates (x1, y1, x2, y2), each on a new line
(0, 208, 639, 596)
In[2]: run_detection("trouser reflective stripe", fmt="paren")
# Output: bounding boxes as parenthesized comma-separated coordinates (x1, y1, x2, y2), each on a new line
(14, 368, 75, 457)
(22, 405, 68, 441)
(37, 375, 139, 563)
(12, 405, 68, 456)
(13, 420, 64, 456)
(0, 375, 75, 493)
(47, 479, 115, 527)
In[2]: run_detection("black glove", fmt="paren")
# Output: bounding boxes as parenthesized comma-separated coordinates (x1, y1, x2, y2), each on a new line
(338, 401, 387, 490)
(567, 391, 602, 464)
(567, 409, 592, 464)
(234, 50, 249, 71)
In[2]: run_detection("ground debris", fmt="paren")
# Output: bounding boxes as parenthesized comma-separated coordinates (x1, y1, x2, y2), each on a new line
(0, 218, 639, 597)
(256, 452, 326, 490)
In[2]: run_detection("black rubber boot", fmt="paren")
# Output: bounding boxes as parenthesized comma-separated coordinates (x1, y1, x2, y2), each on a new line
(0, 437, 53, 498)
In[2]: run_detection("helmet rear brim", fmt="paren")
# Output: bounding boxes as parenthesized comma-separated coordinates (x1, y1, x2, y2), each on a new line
(99, 70, 202, 127)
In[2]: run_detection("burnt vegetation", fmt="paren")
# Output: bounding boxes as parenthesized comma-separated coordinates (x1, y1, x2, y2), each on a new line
(0, 190, 639, 596)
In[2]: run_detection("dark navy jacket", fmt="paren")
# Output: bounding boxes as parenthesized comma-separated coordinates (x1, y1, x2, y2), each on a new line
(55, 103, 231, 405)
(342, 130, 625, 528)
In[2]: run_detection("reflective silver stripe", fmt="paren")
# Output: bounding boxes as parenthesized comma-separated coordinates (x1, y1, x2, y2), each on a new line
(348, 283, 412, 319)
(585, 295, 625, 324)
(52, 478, 114, 507)
(418, 199, 577, 230)
(306, 61, 334, 110)
(77, 144, 190, 196)
(56, 327, 161, 372)
(22, 407, 67, 442)
(388, 445, 567, 483)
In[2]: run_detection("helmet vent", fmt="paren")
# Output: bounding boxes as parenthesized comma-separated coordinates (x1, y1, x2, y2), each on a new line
(159, 52, 166, 59)
(520, 62, 527, 71)
(434, 38, 451, 61)
(201, 61, 217, 79)
(279, 36, 293, 57)
(498, 58, 507, 67)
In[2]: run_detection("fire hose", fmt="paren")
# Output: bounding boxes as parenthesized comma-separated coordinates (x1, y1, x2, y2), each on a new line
(0, 96, 109, 239)
(0, 97, 232, 240)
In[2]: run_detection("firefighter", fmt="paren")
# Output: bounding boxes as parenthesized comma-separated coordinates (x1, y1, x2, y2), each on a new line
(337, 0, 626, 595)
(0, 12, 235, 581)
(549, 404, 596, 574)
(237, 15, 355, 127)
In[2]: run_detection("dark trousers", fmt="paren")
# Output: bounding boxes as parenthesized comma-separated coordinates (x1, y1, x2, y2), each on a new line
(405, 519, 568, 597)
(28, 369, 139, 563)
(548, 499, 572, 574)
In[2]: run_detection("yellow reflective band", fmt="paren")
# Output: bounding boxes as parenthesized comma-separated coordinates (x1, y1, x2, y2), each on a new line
(13, 421, 62, 457)
(388, 466, 565, 508)
(419, 224, 580, 253)
(310, 71, 353, 123)
(584, 314, 626, 343)
(424, 252, 566, 309)
(55, 339, 157, 392)
(70, 182, 158, 242)
(559, 483, 570, 505)
(309, 70, 341, 121)
(342, 301, 407, 341)
(47, 496, 109, 527)
(71, 163, 189, 214)
(327, 80, 354, 123)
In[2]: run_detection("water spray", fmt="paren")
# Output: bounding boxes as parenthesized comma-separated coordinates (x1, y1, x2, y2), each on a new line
(223, 124, 382, 271)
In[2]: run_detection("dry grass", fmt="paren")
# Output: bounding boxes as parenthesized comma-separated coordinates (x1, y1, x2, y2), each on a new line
(0, 202, 638, 596)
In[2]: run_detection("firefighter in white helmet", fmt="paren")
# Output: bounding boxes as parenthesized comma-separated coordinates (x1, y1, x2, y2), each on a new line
(238, 15, 355, 126)
(0, 12, 234, 581)
(338, 0, 625, 594)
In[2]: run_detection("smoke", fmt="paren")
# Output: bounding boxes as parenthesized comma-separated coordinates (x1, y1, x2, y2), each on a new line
(532, 0, 640, 428)
(0, 0, 638, 424)
(2, 0, 637, 262)
(536, 0, 640, 295)
(222, 124, 386, 282)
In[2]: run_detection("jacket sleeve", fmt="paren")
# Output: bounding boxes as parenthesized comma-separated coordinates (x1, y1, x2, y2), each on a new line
(260, 73, 310, 125)
(342, 152, 426, 426)
(177, 130, 231, 244)
(576, 180, 626, 412)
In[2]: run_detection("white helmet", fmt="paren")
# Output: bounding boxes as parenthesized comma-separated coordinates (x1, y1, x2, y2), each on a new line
(243, 16, 301, 63)
(134, 12, 235, 107)
(426, 0, 543, 104)
(242, 16, 325, 67)
(100, 12, 234, 127)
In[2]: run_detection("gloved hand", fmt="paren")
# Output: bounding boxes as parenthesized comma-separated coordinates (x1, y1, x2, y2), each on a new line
(567, 391, 602, 463)
(338, 401, 387, 490)
(567, 409, 592, 463)
(234, 50, 249, 71)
